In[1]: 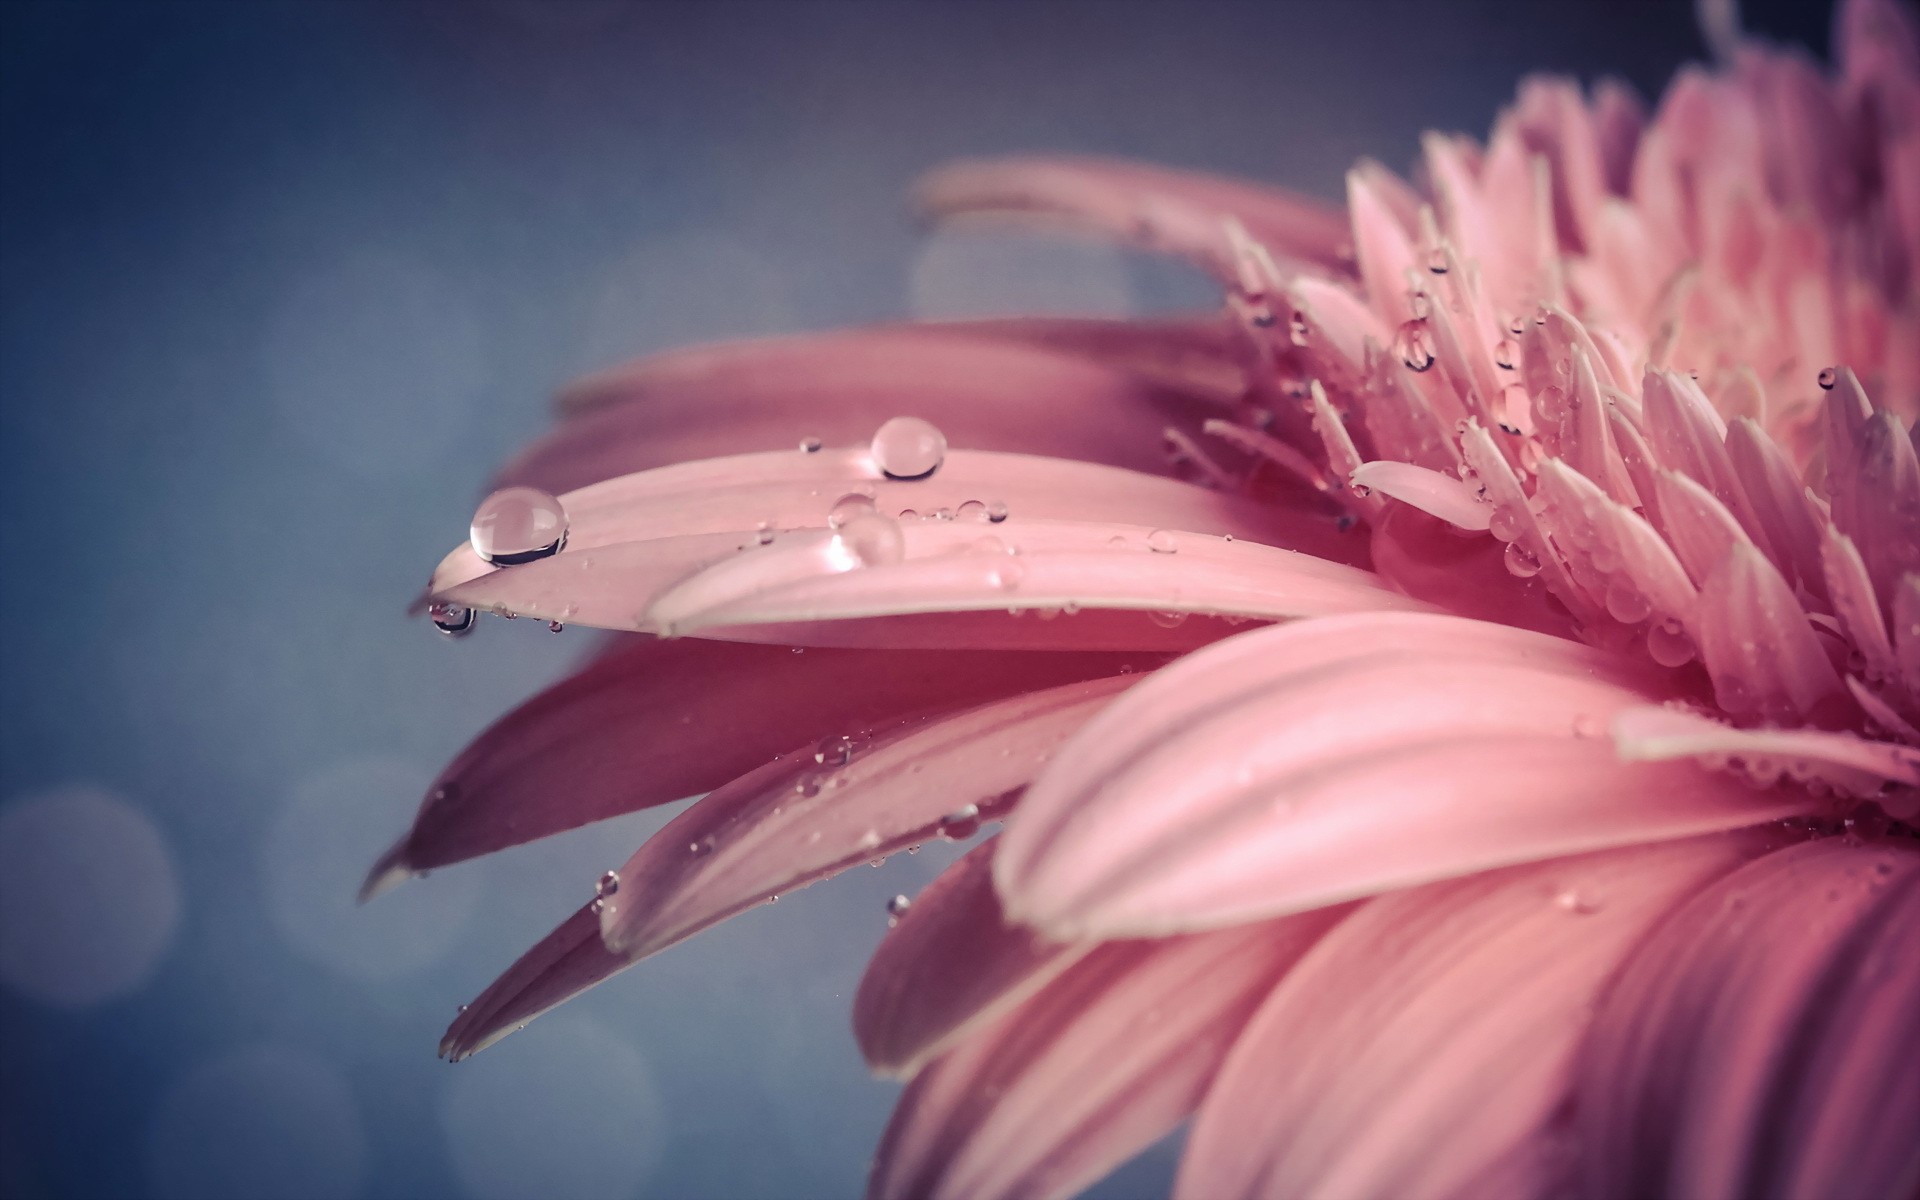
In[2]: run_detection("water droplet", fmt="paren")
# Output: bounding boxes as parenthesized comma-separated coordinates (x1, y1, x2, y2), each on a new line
(688, 837, 713, 856)
(871, 416, 947, 480)
(1553, 888, 1602, 915)
(1394, 320, 1436, 372)
(429, 602, 476, 637)
(833, 511, 906, 568)
(939, 804, 982, 840)
(470, 487, 569, 565)
(595, 870, 620, 899)
(799, 436, 823, 453)
(755, 526, 777, 546)
(547, 620, 565, 633)
(1426, 248, 1449, 274)
(1646, 619, 1695, 667)
(813, 735, 855, 766)
(1286, 312, 1310, 346)
(930, 507, 954, 522)
(1148, 609, 1189, 628)
(1503, 541, 1542, 578)
(1408, 291, 1432, 320)
(794, 774, 823, 798)
(989, 555, 1027, 591)
(956, 500, 989, 521)
(986, 501, 1009, 523)
(1145, 529, 1177, 553)
(828, 493, 877, 528)
(885, 894, 912, 926)
(1493, 338, 1518, 371)
(1604, 581, 1652, 624)
(1817, 366, 1838, 390)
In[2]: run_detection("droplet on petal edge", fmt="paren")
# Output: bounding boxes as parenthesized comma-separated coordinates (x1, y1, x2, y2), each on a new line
(870, 417, 947, 480)
(469, 486, 569, 565)
(429, 602, 475, 637)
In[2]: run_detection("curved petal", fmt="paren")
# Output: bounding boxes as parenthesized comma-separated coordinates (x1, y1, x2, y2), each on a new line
(997, 615, 1807, 938)
(1575, 837, 1920, 1200)
(915, 156, 1351, 277)
(1176, 832, 1783, 1200)
(854, 841, 1091, 1079)
(594, 675, 1136, 958)
(438, 903, 615, 1062)
(367, 640, 1144, 883)
(870, 905, 1354, 1200)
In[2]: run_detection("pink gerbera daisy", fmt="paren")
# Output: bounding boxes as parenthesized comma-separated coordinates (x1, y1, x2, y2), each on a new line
(373, 0, 1920, 1195)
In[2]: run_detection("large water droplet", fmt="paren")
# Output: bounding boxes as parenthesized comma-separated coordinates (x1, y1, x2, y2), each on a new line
(1394, 320, 1436, 372)
(1604, 581, 1652, 624)
(595, 870, 620, 899)
(833, 512, 906, 568)
(1145, 529, 1178, 553)
(1503, 541, 1542, 578)
(429, 602, 476, 637)
(828, 493, 877, 528)
(939, 804, 982, 840)
(470, 487, 569, 565)
(1817, 366, 1839, 390)
(814, 735, 855, 766)
(1645, 619, 1695, 667)
(986, 500, 1009, 523)
(885, 894, 912, 926)
(871, 417, 947, 480)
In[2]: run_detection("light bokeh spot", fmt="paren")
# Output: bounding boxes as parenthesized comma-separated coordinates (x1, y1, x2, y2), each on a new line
(909, 229, 1136, 320)
(262, 757, 484, 981)
(145, 1046, 367, 1200)
(0, 785, 180, 1007)
(440, 1014, 665, 1200)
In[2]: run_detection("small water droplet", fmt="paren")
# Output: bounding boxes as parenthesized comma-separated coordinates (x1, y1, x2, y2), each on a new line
(799, 436, 823, 453)
(595, 870, 620, 899)
(939, 804, 982, 840)
(1426, 248, 1448, 274)
(1554, 888, 1602, 915)
(1817, 366, 1838, 390)
(1394, 320, 1436, 372)
(1149, 609, 1189, 628)
(930, 507, 954, 522)
(833, 512, 906, 568)
(429, 602, 476, 637)
(1145, 529, 1177, 553)
(1503, 541, 1542, 578)
(828, 493, 877, 528)
(1288, 312, 1310, 346)
(814, 735, 855, 766)
(986, 500, 1009, 523)
(1646, 619, 1695, 667)
(956, 499, 989, 521)
(871, 416, 947, 480)
(470, 487, 569, 565)
(1493, 338, 1518, 371)
(886, 894, 912, 926)
(1604, 581, 1652, 624)
(795, 774, 823, 798)
(755, 527, 777, 546)
(990, 555, 1027, 591)
(547, 620, 565, 633)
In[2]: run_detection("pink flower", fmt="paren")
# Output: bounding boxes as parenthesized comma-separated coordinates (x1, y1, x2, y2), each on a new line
(376, 0, 1920, 1195)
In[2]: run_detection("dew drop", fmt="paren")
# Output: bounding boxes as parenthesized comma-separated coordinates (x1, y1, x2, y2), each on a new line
(1604, 581, 1652, 624)
(1493, 338, 1519, 371)
(1553, 888, 1602, 915)
(956, 499, 989, 521)
(1145, 529, 1178, 553)
(794, 774, 823, 798)
(1394, 320, 1436, 372)
(828, 493, 877, 528)
(990, 555, 1027, 592)
(813, 735, 855, 767)
(1425, 248, 1449, 274)
(595, 870, 620, 899)
(799, 436, 823, 453)
(833, 512, 906, 568)
(1646, 619, 1695, 667)
(1488, 505, 1524, 543)
(886, 894, 912, 926)
(871, 417, 947, 480)
(470, 487, 569, 565)
(547, 620, 565, 634)
(429, 602, 476, 637)
(1148, 609, 1189, 628)
(986, 500, 1009, 523)
(1817, 366, 1838, 390)
(939, 804, 982, 840)
(755, 526, 777, 546)
(1503, 541, 1542, 578)
(1288, 313, 1311, 346)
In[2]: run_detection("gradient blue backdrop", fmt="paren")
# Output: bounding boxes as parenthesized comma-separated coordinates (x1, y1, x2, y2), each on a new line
(0, 2, 1828, 1197)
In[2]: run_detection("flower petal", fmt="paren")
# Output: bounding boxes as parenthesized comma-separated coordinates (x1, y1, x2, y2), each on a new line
(997, 614, 1808, 938)
(1176, 832, 1782, 1200)
(594, 676, 1136, 959)
(869, 906, 1354, 1200)
(438, 903, 616, 1062)
(368, 640, 1142, 882)
(1575, 837, 1920, 1200)
(1611, 702, 1920, 795)
(854, 841, 1090, 1080)
(915, 156, 1351, 277)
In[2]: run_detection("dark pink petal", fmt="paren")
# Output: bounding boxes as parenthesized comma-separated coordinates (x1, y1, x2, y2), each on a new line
(915, 156, 1351, 277)
(366, 640, 1143, 883)
(506, 325, 1241, 494)
(870, 906, 1354, 1200)
(1695, 542, 1850, 725)
(438, 903, 616, 1061)
(1575, 837, 1920, 1200)
(997, 614, 1810, 938)
(594, 676, 1136, 959)
(854, 841, 1090, 1079)
(1176, 833, 1782, 1200)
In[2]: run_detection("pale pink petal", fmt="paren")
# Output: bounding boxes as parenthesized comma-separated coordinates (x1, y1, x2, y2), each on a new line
(1347, 460, 1493, 531)
(915, 156, 1351, 277)
(1367, 507, 1576, 637)
(506, 326, 1240, 494)
(366, 640, 1140, 883)
(641, 517, 1433, 641)
(854, 841, 1090, 1079)
(1176, 832, 1782, 1200)
(1611, 702, 1920, 794)
(1725, 415, 1829, 598)
(996, 615, 1807, 938)
(438, 903, 618, 1061)
(1895, 572, 1920, 693)
(1345, 165, 1420, 328)
(1695, 542, 1851, 724)
(1820, 526, 1899, 683)
(1575, 837, 1920, 1200)
(594, 676, 1135, 959)
(870, 906, 1354, 1200)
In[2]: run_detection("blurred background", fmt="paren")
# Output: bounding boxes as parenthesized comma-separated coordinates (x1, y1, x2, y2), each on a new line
(0, 1, 1830, 1197)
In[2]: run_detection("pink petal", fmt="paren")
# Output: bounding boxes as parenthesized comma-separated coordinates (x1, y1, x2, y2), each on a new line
(1175, 832, 1782, 1200)
(870, 906, 1353, 1200)
(438, 903, 617, 1061)
(1610, 703, 1920, 793)
(505, 325, 1240, 494)
(1695, 542, 1850, 724)
(367, 640, 1142, 882)
(1347, 460, 1492, 531)
(998, 614, 1805, 938)
(854, 840, 1090, 1079)
(1725, 415, 1829, 599)
(594, 676, 1136, 959)
(914, 156, 1351, 277)
(1575, 837, 1920, 1200)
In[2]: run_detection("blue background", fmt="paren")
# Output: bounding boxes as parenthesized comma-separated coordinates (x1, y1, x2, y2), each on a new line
(0, 1, 1826, 1197)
